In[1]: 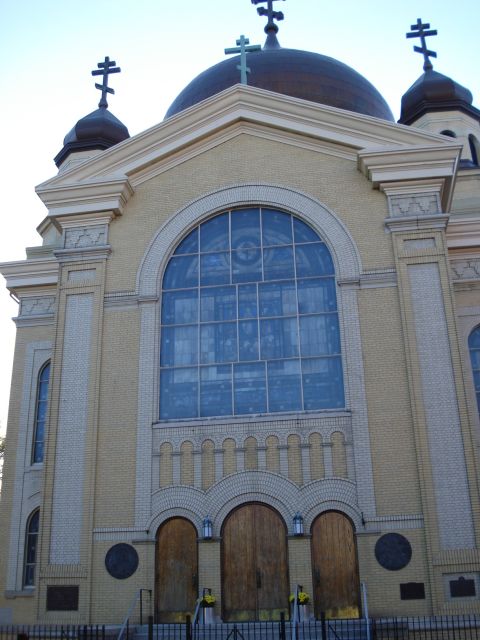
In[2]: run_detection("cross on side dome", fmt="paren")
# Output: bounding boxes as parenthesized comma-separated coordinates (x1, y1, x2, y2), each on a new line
(406, 18, 437, 71)
(91, 56, 121, 109)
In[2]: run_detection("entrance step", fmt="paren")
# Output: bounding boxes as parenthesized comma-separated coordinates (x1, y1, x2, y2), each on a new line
(133, 620, 371, 640)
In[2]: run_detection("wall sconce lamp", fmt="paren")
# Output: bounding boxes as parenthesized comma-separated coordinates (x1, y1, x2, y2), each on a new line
(293, 512, 304, 536)
(203, 515, 213, 539)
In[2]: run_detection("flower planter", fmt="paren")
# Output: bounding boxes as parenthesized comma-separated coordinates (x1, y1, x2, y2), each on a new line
(202, 606, 214, 624)
(299, 604, 310, 621)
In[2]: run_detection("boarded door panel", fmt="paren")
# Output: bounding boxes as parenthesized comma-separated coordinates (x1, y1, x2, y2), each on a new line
(255, 504, 289, 620)
(156, 518, 197, 622)
(311, 511, 360, 619)
(222, 503, 289, 621)
(222, 504, 257, 620)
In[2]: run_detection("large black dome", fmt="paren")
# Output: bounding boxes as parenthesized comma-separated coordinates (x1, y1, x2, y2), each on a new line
(165, 47, 394, 121)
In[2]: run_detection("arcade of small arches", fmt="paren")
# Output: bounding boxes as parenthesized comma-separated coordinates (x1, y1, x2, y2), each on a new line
(154, 431, 352, 490)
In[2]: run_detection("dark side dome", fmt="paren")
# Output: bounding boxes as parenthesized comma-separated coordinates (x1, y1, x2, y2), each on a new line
(54, 107, 130, 168)
(165, 47, 394, 122)
(399, 68, 478, 124)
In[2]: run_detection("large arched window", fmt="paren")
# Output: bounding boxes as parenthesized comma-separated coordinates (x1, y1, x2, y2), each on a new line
(159, 208, 344, 419)
(32, 361, 50, 463)
(469, 326, 480, 416)
(23, 509, 39, 587)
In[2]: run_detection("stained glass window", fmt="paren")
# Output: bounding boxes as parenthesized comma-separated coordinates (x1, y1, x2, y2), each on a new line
(23, 510, 39, 587)
(469, 326, 480, 416)
(32, 362, 50, 463)
(159, 208, 344, 419)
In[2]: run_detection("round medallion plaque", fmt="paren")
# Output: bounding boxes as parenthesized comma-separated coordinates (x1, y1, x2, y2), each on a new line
(374, 533, 412, 571)
(105, 543, 139, 579)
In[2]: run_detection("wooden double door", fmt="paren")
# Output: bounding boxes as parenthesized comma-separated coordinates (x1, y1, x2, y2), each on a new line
(222, 503, 289, 621)
(311, 511, 360, 619)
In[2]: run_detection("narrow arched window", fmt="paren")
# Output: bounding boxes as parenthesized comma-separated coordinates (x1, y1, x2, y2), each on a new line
(159, 208, 344, 419)
(469, 326, 480, 416)
(469, 135, 479, 166)
(23, 509, 39, 587)
(32, 362, 50, 463)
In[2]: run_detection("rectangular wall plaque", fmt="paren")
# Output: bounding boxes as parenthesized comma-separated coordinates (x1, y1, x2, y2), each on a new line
(46, 585, 79, 611)
(450, 577, 476, 598)
(400, 582, 426, 600)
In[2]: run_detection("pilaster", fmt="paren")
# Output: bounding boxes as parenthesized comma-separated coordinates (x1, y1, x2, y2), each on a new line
(383, 182, 480, 611)
(37, 212, 113, 622)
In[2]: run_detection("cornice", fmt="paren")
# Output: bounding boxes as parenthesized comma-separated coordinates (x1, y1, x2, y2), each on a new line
(446, 213, 480, 249)
(384, 214, 449, 233)
(0, 257, 59, 293)
(456, 166, 480, 181)
(54, 246, 112, 264)
(358, 145, 461, 211)
(35, 177, 134, 217)
(36, 85, 462, 190)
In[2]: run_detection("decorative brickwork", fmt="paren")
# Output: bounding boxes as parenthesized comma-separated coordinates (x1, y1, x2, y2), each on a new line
(50, 293, 94, 564)
(19, 297, 56, 317)
(408, 263, 475, 549)
(64, 226, 107, 249)
(451, 259, 480, 281)
(390, 194, 440, 217)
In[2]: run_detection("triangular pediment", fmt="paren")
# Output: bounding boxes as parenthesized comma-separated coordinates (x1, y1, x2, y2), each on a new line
(36, 84, 462, 217)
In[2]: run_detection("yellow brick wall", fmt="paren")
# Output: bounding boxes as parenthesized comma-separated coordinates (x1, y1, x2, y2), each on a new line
(90, 541, 154, 624)
(94, 308, 139, 528)
(198, 541, 222, 620)
(309, 433, 324, 480)
(181, 441, 195, 485)
(357, 530, 430, 617)
(222, 439, 236, 476)
(105, 135, 392, 294)
(358, 286, 422, 515)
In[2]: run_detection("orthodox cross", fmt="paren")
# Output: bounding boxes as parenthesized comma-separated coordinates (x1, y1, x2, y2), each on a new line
(406, 19, 437, 71)
(91, 56, 121, 108)
(225, 35, 261, 84)
(251, 0, 285, 34)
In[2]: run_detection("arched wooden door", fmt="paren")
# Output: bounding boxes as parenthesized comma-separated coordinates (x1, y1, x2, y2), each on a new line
(222, 503, 289, 621)
(311, 511, 360, 619)
(155, 518, 198, 622)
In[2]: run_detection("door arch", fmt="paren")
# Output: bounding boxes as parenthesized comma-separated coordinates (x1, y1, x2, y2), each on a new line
(155, 517, 198, 622)
(311, 511, 360, 619)
(222, 503, 289, 621)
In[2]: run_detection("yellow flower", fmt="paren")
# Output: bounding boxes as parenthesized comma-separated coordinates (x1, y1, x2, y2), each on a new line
(289, 591, 310, 604)
(202, 594, 216, 606)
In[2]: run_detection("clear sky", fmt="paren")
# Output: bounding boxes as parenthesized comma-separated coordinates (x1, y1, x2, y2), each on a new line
(0, 0, 479, 434)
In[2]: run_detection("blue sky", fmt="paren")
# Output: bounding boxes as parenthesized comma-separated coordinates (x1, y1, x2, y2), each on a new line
(0, 0, 478, 431)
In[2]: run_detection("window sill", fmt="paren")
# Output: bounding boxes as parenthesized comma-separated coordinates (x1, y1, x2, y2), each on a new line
(154, 409, 351, 429)
(5, 589, 35, 599)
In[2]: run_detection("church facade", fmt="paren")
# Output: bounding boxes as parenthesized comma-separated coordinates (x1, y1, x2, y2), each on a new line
(1, 12, 480, 625)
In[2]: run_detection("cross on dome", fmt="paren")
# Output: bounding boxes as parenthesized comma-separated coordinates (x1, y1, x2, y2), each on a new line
(251, 0, 285, 49)
(406, 18, 438, 71)
(225, 35, 262, 84)
(91, 56, 121, 108)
